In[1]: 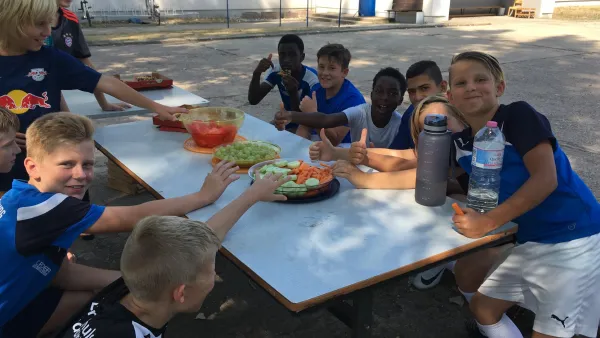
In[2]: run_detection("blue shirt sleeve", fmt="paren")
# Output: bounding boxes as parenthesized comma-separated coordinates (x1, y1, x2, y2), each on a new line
(501, 102, 557, 157)
(53, 48, 101, 93)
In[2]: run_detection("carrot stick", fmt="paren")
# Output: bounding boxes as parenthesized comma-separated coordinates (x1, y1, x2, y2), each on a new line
(452, 203, 464, 215)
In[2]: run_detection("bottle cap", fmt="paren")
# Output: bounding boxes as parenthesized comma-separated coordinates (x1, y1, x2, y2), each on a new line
(486, 121, 498, 128)
(424, 114, 448, 133)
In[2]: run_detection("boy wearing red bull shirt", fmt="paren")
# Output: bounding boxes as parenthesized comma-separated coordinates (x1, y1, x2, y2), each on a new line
(0, 0, 186, 192)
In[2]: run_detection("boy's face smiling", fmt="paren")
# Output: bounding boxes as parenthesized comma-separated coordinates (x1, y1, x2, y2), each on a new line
(448, 60, 505, 118)
(407, 74, 446, 106)
(0, 130, 21, 173)
(18, 20, 52, 53)
(25, 140, 95, 199)
(317, 57, 348, 90)
(278, 43, 304, 74)
(370, 76, 402, 122)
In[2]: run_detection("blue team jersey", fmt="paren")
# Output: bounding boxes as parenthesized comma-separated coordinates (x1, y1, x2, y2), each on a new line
(311, 79, 366, 143)
(453, 101, 600, 244)
(0, 180, 105, 328)
(389, 104, 415, 150)
(263, 64, 319, 111)
(0, 46, 100, 133)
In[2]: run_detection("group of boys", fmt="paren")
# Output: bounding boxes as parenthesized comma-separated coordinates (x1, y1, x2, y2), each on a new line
(1, 0, 599, 337)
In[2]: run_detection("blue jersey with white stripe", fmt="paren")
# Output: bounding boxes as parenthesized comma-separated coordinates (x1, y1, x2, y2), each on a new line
(452, 102, 600, 244)
(263, 64, 319, 111)
(0, 180, 104, 327)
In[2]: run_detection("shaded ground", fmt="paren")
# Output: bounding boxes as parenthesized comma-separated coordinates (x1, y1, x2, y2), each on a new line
(71, 17, 600, 337)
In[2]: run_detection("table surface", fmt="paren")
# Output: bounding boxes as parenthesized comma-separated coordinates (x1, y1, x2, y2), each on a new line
(62, 86, 209, 119)
(94, 115, 516, 312)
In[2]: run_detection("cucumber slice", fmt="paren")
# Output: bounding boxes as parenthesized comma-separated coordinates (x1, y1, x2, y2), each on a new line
(274, 160, 288, 168)
(287, 161, 301, 169)
(288, 175, 298, 181)
(305, 178, 320, 188)
(259, 165, 270, 174)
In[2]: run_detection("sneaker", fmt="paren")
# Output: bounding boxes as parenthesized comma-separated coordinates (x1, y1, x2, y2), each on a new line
(411, 261, 456, 290)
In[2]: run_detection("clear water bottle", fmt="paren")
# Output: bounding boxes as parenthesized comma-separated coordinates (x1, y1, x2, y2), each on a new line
(467, 121, 505, 213)
(415, 114, 452, 207)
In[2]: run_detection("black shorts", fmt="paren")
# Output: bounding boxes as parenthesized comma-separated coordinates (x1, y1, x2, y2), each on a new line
(1, 287, 64, 338)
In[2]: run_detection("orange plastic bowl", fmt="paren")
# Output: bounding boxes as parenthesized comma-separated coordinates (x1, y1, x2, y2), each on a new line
(179, 107, 245, 148)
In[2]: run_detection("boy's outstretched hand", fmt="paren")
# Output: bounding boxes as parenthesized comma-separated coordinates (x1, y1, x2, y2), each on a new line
(154, 104, 188, 121)
(452, 208, 496, 238)
(282, 74, 299, 93)
(332, 160, 366, 187)
(274, 102, 292, 131)
(349, 128, 374, 165)
(199, 161, 240, 204)
(300, 91, 318, 113)
(254, 53, 275, 75)
(248, 173, 291, 202)
(309, 128, 336, 161)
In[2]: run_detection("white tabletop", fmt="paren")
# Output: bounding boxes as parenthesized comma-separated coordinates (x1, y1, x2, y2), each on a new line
(94, 115, 515, 311)
(63, 86, 209, 119)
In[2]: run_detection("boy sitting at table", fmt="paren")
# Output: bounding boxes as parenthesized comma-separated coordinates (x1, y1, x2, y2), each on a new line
(295, 43, 366, 146)
(389, 60, 448, 150)
(0, 0, 186, 192)
(448, 51, 600, 338)
(58, 211, 284, 337)
(247, 34, 318, 132)
(273, 67, 407, 148)
(0, 112, 289, 338)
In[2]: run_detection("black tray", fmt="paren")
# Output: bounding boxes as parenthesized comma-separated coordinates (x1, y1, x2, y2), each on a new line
(250, 178, 340, 204)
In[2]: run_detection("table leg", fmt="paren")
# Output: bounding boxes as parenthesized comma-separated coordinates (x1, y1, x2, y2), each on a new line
(327, 288, 373, 338)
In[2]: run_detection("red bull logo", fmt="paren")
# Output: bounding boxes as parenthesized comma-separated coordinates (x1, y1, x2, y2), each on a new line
(0, 90, 52, 114)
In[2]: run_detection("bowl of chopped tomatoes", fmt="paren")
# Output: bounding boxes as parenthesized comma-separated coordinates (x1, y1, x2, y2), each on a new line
(179, 107, 245, 148)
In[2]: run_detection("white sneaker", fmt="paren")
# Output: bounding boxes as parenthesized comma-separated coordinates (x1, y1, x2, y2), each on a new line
(411, 261, 455, 290)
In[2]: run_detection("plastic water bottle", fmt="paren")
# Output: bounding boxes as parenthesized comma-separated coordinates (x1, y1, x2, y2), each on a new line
(415, 114, 452, 207)
(467, 121, 505, 213)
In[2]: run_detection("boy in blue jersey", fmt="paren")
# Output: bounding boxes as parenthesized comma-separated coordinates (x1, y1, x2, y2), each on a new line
(390, 60, 447, 150)
(449, 51, 600, 338)
(0, 0, 186, 192)
(248, 34, 318, 132)
(273, 67, 406, 148)
(0, 112, 290, 338)
(296, 43, 366, 146)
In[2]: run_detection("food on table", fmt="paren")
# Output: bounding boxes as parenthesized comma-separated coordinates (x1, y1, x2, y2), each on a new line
(180, 107, 245, 149)
(255, 160, 333, 197)
(214, 141, 280, 165)
(135, 75, 156, 81)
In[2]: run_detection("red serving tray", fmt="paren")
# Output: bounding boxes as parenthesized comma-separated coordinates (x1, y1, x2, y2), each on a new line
(115, 72, 173, 91)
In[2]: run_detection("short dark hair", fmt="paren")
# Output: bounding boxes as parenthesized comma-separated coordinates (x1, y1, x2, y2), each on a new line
(373, 67, 407, 96)
(278, 34, 304, 53)
(406, 60, 443, 85)
(317, 43, 351, 69)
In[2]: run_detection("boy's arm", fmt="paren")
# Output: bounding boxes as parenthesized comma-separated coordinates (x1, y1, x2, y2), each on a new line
(333, 161, 417, 189)
(52, 260, 121, 291)
(368, 148, 416, 160)
(363, 153, 417, 172)
(248, 55, 275, 105)
(275, 107, 349, 130)
(79, 58, 131, 112)
(455, 142, 557, 238)
(88, 161, 240, 234)
(206, 173, 290, 242)
(95, 75, 185, 120)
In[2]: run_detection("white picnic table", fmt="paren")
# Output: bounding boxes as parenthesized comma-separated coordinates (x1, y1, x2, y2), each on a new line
(62, 85, 209, 119)
(94, 114, 516, 337)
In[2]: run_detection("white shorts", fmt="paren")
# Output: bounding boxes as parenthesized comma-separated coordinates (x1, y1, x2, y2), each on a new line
(479, 232, 600, 337)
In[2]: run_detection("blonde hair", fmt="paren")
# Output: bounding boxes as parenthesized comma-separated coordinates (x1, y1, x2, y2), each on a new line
(121, 216, 221, 302)
(0, 0, 57, 50)
(449, 51, 505, 84)
(0, 108, 20, 134)
(411, 95, 469, 150)
(25, 112, 94, 160)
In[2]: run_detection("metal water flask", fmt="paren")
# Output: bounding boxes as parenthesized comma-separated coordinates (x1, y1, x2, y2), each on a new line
(415, 114, 452, 206)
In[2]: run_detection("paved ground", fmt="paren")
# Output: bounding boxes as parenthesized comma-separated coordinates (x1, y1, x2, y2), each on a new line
(73, 17, 600, 337)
